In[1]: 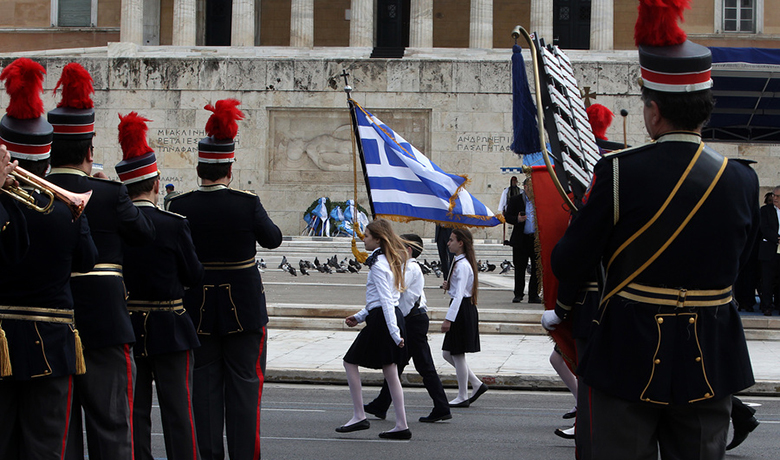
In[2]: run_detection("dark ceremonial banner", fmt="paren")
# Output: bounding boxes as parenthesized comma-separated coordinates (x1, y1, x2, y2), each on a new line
(529, 165, 577, 370)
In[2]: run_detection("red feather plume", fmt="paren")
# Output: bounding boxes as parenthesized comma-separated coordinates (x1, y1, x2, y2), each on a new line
(586, 104, 614, 141)
(54, 62, 94, 109)
(118, 112, 153, 160)
(204, 99, 244, 141)
(634, 0, 690, 47)
(0, 58, 46, 120)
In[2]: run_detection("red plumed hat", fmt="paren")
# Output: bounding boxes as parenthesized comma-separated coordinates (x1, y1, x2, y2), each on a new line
(54, 62, 94, 109)
(635, 0, 712, 93)
(634, 0, 689, 48)
(0, 58, 53, 161)
(199, 99, 244, 163)
(1, 58, 46, 120)
(115, 112, 158, 184)
(48, 62, 96, 140)
(586, 104, 614, 141)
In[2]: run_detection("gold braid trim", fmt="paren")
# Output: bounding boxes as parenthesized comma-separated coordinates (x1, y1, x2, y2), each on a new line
(0, 321, 11, 377)
(73, 328, 86, 375)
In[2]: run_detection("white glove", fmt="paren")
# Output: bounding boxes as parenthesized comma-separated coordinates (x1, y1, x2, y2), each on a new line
(541, 310, 562, 331)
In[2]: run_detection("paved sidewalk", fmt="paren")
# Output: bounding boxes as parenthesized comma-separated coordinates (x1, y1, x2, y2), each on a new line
(266, 327, 780, 395)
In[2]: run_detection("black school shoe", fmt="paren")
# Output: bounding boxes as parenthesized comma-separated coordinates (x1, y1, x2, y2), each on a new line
(335, 419, 370, 433)
(419, 411, 452, 423)
(364, 403, 387, 420)
(379, 429, 412, 440)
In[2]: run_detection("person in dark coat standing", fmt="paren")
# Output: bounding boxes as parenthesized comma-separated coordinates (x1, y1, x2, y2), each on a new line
(115, 112, 204, 460)
(0, 57, 98, 460)
(168, 99, 282, 460)
(542, 4, 759, 458)
(757, 186, 780, 316)
(504, 179, 540, 303)
(46, 63, 156, 460)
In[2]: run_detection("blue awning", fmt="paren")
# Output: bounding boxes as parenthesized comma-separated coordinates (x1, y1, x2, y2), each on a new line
(703, 47, 780, 143)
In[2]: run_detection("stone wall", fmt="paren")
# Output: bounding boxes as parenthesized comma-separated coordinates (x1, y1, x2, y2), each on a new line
(0, 46, 777, 239)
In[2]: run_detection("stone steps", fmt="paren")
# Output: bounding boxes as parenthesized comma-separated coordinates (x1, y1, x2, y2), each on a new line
(267, 303, 780, 340)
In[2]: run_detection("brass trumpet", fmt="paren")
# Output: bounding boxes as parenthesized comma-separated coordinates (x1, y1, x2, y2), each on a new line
(1, 166, 92, 220)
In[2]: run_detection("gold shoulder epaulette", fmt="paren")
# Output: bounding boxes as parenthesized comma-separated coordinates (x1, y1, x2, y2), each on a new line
(229, 188, 257, 197)
(603, 141, 654, 158)
(159, 209, 186, 219)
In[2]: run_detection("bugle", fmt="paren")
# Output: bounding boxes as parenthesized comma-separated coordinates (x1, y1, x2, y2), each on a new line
(1, 166, 91, 220)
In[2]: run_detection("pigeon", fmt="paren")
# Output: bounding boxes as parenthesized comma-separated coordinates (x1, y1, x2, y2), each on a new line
(299, 260, 310, 276)
(348, 264, 359, 274)
(328, 255, 339, 269)
(259, 258, 267, 269)
(486, 261, 496, 272)
(278, 256, 288, 270)
(499, 261, 513, 275)
(314, 257, 321, 268)
(287, 265, 297, 276)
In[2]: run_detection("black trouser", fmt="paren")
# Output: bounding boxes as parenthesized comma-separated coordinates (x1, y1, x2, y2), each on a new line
(514, 232, 539, 299)
(193, 328, 267, 460)
(134, 350, 200, 460)
(0, 375, 72, 460)
(369, 312, 450, 416)
(759, 255, 780, 311)
(587, 388, 731, 460)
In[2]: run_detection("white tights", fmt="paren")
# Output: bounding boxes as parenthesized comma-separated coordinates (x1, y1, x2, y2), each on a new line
(442, 350, 482, 403)
(343, 361, 408, 431)
(549, 350, 577, 406)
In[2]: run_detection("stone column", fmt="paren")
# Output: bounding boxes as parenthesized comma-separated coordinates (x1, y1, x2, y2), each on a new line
(291, 0, 314, 47)
(589, 0, 613, 50)
(172, 0, 197, 46)
(409, 0, 433, 48)
(120, 0, 144, 44)
(529, 0, 553, 42)
(349, 0, 373, 47)
(469, 0, 492, 49)
(231, 0, 255, 46)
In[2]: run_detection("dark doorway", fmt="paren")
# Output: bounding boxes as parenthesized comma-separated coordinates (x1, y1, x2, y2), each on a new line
(553, 0, 591, 50)
(372, 0, 410, 58)
(205, 0, 232, 46)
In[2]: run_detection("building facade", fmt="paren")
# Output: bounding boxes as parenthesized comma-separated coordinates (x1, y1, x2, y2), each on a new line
(2, 0, 778, 53)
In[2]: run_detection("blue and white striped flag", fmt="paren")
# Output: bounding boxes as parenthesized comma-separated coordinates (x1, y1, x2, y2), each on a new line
(353, 101, 501, 227)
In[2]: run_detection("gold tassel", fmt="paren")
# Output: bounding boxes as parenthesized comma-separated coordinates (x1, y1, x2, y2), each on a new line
(73, 328, 86, 375)
(0, 322, 12, 377)
(351, 239, 368, 263)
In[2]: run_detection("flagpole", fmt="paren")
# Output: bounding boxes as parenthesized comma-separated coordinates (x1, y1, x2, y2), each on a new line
(341, 70, 377, 220)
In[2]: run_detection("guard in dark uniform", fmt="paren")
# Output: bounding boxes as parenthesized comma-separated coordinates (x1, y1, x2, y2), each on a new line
(168, 99, 282, 460)
(45, 63, 156, 460)
(544, 4, 759, 458)
(115, 112, 204, 460)
(0, 57, 98, 459)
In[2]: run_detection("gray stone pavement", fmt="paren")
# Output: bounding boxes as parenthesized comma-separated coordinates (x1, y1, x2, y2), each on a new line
(261, 270, 780, 396)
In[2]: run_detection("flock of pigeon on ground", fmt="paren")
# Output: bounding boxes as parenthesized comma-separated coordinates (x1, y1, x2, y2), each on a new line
(259, 256, 516, 277)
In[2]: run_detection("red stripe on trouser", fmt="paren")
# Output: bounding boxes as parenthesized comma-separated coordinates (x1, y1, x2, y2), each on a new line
(125, 344, 135, 460)
(186, 351, 198, 460)
(252, 327, 266, 460)
(60, 375, 73, 460)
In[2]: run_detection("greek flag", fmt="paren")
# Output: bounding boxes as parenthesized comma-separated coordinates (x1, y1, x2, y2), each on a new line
(353, 101, 501, 227)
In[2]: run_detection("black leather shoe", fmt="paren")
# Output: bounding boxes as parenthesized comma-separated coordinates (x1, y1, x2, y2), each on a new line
(335, 419, 370, 433)
(364, 404, 386, 420)
(469, 383, 489, 404)
(554, 426, 576, 440)
(528, 297, 542, 304)
(562, 408, 577, 419)
(726, 416, 760, 450)
(419, 411, 452, 423)
(449, 399, 470, 408)
(512, 296, 523, 303)
(379, 429, 412, 440)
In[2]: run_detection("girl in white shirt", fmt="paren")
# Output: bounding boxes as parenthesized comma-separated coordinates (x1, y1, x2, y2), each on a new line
(337, 219, 411, 440)
(441, 227, 488, 407)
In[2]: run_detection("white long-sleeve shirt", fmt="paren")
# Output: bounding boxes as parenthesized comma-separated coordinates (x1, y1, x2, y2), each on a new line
(445, 254, 474, 322)
(352, 250, 403, 344)
(398, 259, 426, 317)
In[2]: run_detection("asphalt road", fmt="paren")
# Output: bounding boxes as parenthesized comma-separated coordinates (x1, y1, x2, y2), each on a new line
(141, 383, 779, 460)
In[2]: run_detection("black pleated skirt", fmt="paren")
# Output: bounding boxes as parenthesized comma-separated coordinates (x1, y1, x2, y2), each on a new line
(442, 297, 480, 354)
(344, 307, 407, 369)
